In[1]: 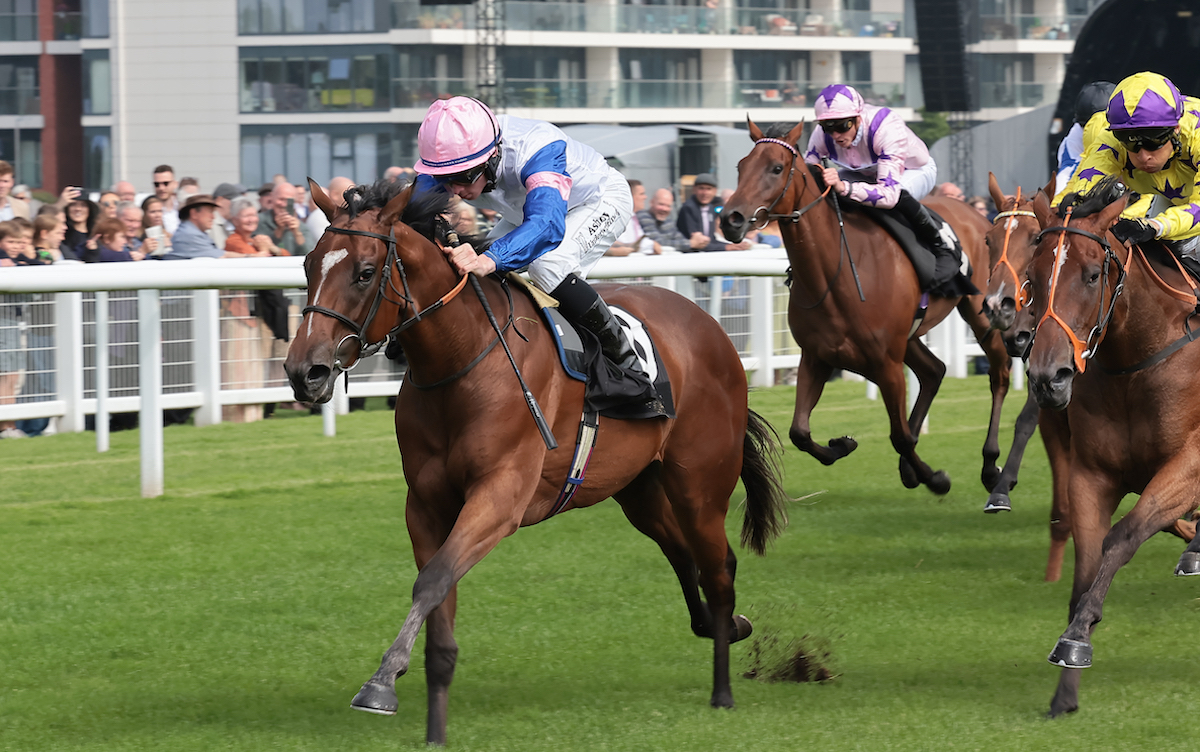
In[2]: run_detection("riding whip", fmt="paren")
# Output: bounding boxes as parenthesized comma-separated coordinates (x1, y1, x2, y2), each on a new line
(448, 230, 558, 451)
(822, 158, 866, 302)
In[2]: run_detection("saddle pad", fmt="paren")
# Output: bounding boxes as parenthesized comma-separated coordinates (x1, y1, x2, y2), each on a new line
(843, 200, 972, 295)
(532, 296, 676, 419)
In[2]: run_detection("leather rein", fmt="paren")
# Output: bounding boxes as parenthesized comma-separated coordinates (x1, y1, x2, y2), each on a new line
(300, 222, 510, 389)
(746, 136, 859, 308)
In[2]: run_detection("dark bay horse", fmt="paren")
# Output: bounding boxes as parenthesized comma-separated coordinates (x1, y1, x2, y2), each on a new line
(283, 180, 788, 744)
(1025, 182, 1200, 717)
(720, 120, 1010, 495)
(980, 175, 1073, 582)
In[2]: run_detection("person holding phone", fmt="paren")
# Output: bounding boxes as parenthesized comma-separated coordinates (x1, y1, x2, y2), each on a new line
(254, 181, 314, 256)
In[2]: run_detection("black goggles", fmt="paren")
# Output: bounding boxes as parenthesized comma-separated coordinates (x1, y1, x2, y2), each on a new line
(819, 117, 857, 134)
(1113, 128, 1174, 153)
(435, 162, 489, 186)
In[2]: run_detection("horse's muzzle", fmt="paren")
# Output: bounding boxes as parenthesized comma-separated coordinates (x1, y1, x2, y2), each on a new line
(983, 294, 1017, 332)
(285, 359, 337, 404)
(1029, 366, 1073, 410)
(720, 212, 747, 243)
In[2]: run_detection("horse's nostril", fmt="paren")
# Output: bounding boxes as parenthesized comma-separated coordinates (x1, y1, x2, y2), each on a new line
(306, 364, 331, 387)
(725, 211, 745, 228)
(1051, 367, 1073, 388)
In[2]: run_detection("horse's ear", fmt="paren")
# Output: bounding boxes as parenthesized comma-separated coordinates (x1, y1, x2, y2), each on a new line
(987, 172, 1007, 212)
(748, 117, 764, 142)
(1042, 175, 1057, 200)
(309, 177, 338, 222)
(379, 183, 414, 228)
(785, 120, 805, 149)
(1095, 192, 1129, 231)
(1031, 190, 1054, 228)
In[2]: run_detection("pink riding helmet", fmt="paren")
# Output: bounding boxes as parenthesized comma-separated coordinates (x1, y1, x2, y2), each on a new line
(413, 97, 501, 176)
(814, 84, 865, 121)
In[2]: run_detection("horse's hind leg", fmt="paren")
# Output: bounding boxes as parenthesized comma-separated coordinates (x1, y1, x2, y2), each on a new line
(894, 340, 950, 494)
(614, 472, 750, 644)
(789, 353, 858, 464)
(1175, 508, 1200, 575)
(984, 390, 1039, 513)
(958, 297, 1012, 491)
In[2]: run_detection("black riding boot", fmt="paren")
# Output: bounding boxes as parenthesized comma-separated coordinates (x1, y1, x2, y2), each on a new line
(893, 190, 979, 295)
(551, 274, 667, 416)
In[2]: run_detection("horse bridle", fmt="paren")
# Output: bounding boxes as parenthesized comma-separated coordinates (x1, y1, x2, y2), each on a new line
(988, 187, 1037, 311)
(301, 224, 469, 372)
(1033, 208, 1128, 373)
(745, 137, 833, 231)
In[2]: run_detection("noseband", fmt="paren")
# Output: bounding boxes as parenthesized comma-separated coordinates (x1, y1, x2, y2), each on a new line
(301, 223, 469, 371)
(1033, 209, 1128, 372)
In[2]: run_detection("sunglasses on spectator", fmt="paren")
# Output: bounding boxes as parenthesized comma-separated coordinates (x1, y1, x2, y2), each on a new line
(153, 181, 173, 187)
(435, 163, 488, 186)
(1114, 128, 1174, 153)
(819, 118, 857, 134)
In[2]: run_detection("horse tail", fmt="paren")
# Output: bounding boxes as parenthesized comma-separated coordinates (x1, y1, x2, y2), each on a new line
(739, 408, 789, 556)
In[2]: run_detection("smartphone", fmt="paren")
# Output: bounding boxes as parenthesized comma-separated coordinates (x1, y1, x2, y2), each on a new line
(285, 198, 295, 215)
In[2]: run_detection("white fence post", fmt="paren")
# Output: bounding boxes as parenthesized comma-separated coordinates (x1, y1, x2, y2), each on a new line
(55, 292, 84, 432)
(749, 276, 773, 387)
(192, 289, 222, 427)
(95, 291, 109, 453)
(138, 289, 164, 498)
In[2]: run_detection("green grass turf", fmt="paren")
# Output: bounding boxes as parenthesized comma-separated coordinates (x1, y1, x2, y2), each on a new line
(2, 380, 1196, 751)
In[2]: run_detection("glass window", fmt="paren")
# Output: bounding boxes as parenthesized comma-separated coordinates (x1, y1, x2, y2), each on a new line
(0, 126, 41, 187)
(82, 49, 111, 115)
(239, 0, 260, 34)
(82, 0, 108, 38)
(841, 51, 871, 82)
(0, 57, 39, 116)
(238, 0, 385, 34)
(84, 126, 111, 191)
(242, 46, 390, 112)
(0, 0, 38, 42)
(242, 124, 396, 186)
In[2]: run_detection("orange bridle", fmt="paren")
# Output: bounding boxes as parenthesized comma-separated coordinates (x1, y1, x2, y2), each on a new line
(988, 187, 1037, 311)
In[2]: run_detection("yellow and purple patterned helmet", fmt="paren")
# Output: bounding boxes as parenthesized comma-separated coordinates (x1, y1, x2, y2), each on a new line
(1106, 72, 1185, 131)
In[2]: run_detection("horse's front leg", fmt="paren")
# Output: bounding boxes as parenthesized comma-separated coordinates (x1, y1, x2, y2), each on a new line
(789, 352, 858, 464)
(894, 339, 950, 494)
(983, 390, 1039, 513)
(1039, 407, 1073, 582)
(351, 472, 535, 743)
(960, 304, 1012, 491)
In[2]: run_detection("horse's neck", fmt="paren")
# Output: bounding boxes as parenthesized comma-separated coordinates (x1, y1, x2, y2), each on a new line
(1096, 254, 1189, 374)
(396, 266, 498, 385)
(783, 194, 843, 284)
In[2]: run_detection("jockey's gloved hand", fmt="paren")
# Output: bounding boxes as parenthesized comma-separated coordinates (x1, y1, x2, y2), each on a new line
(1111, 217, 1158, 246)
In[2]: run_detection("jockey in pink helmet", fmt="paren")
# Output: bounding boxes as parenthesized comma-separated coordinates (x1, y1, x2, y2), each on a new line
(413, 97, 665, 416)
(805, 84, 973, 294)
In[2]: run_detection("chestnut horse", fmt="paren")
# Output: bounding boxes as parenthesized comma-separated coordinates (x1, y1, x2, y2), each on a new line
(1025, 180, 1200, 717)
(283, 180, 788, 744)
(979, 175, 1073, 582)
(720, 120, 1010, 495)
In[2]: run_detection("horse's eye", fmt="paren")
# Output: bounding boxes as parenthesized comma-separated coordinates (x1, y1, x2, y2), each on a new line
(358, 268, 375, 284)
(773, 164, 784, 175)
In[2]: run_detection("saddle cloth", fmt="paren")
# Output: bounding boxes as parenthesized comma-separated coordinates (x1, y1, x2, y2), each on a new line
(507, 274, 677, 420)
(840, 199, 974, 297)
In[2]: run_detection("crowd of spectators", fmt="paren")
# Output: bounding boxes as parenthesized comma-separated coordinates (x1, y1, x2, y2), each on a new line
(1, 159, 781, 438)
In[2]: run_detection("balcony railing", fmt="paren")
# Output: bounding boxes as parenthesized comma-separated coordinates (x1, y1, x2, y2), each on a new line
(241, 81, 387, 113)
(0, 12, 37, 42)
(978, 14, 1079, 41)
(0, 89, 41, 116)
(388, 78, 903, 110)
(978, 81, 1049, 109)
(54, 11, 82, 40)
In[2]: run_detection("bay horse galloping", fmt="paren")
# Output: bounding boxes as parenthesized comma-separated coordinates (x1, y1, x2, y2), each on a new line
(979, 175, 1073, 582)
(720, 120, 1011, 495)
(283, 180, 788, 745)
(1024, 180, 1200, 717)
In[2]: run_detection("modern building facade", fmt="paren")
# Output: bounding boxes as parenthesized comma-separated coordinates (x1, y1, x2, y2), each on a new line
(1, 0, 1103, 193)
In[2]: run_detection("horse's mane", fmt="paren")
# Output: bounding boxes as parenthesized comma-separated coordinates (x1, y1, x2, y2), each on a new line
(341, 179, 492, 251)
(1056, 174, 1129, 219)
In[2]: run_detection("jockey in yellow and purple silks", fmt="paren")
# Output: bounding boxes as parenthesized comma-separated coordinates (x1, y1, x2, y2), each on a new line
(1055, 72, 1200, 250)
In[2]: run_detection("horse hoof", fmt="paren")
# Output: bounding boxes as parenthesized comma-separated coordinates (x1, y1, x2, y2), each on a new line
(351, 681, 399, 715)
(927, 470, 951, 496)
(710, 693, 735, 709)
(730, 615, 753, 644)
(1175, 551, 1200, 576)
(1047, 638, 1092, 669)
(899, 457, 920, 489)
(983, 492, 1012, 514)
(828, 436, 858, 457)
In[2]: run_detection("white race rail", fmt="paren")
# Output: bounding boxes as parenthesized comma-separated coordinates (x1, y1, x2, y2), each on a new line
(0, 251, 999, 497)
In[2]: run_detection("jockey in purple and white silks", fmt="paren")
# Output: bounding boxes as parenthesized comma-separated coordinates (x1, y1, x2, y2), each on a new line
(802, 84, 966, 284)
(412, 96, 664, 416)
